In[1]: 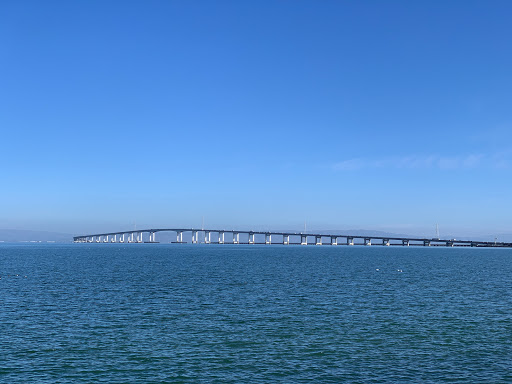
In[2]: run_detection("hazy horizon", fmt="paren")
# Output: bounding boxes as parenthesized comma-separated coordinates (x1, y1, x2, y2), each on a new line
(1, 226, 511, 244)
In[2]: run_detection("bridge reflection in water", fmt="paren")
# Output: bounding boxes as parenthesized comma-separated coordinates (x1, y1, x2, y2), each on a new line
(73, 228, 512, 248)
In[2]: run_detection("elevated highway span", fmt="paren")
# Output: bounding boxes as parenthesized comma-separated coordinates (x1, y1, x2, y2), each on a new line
(74, 228, 512, 248)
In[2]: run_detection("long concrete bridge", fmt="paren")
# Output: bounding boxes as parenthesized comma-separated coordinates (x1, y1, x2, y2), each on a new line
(73, 228, 512, 248)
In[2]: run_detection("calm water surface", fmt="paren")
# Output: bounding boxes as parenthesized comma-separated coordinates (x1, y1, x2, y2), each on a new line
(1, 244, 511, 383)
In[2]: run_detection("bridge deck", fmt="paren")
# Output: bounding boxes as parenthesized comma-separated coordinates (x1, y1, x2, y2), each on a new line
(73, 228, 512, 248)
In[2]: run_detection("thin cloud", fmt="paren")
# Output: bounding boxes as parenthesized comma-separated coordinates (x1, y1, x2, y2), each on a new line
(491, 150, 511, 169)
(333, 154, 488, 171)
(332, 158, 367, 171)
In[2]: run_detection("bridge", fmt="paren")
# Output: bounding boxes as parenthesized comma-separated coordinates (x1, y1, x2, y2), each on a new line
(73, 228, 512, 248)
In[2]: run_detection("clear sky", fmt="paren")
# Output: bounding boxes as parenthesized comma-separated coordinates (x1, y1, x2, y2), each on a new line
(1, 0, 511, 237)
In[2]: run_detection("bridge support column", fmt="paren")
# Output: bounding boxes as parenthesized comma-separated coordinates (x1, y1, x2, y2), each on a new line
(265, 233, 272, 244)
(176, 231, 183, 243)
(447, 241, 454, 247)
(347, 237, 354, 246)
(402, 240, 409, 246)
(365, 238, 371, 246)
(192, 231, 199, 243)
(283, 235, 290, 245)
(205, 231, 211, 244)
(249, 233, 255, 244)
(112, 234, 116, 243)
(120, 234, 125, 243)
(331, 236, 337, 245)
(104, 236, 108, 243)
(219, 232, 225, 244)
(383, 239, 390, 246)
(301, 235, 308, 245)
(315, 236, 322, 245)
(424, 240, 430, 246)
(233, 233, 239, 244)
(138, 232, 143, 243)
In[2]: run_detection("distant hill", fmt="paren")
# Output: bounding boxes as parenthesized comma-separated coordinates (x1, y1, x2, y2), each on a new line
(0, 229, 73, 243)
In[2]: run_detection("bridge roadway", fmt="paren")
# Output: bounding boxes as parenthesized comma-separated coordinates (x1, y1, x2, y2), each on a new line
(73, 228, 512, 248)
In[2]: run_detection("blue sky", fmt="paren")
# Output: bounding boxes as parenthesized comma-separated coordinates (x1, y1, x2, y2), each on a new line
(1, 0, 511, 237)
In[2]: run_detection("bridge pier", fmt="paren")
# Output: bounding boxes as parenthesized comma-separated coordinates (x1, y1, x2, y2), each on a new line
(301, 235, 308, 245)
(249, 233, 255, 244)
(423, 240, 431, 246)
(233, 233, 239, 244)
(331, 236, 337, 245)
(402, 240, 409, 246)
(204, 231, 211, 244)
(315, 236, 322, 245)
(365, 238, 371, 246)
(265, 233, 272, 244)
(283, 235, 290, 245)
(192, 231, 199, 244)
(383, 239, 390, 246)
(219, 232, 225, 244)
(347, 237, 354, 246)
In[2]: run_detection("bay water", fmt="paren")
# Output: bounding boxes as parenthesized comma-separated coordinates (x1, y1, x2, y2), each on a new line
(1, 244, 511, 383)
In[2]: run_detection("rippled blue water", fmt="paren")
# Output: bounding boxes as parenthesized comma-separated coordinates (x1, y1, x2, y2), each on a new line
(1, 244, 511, 383)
